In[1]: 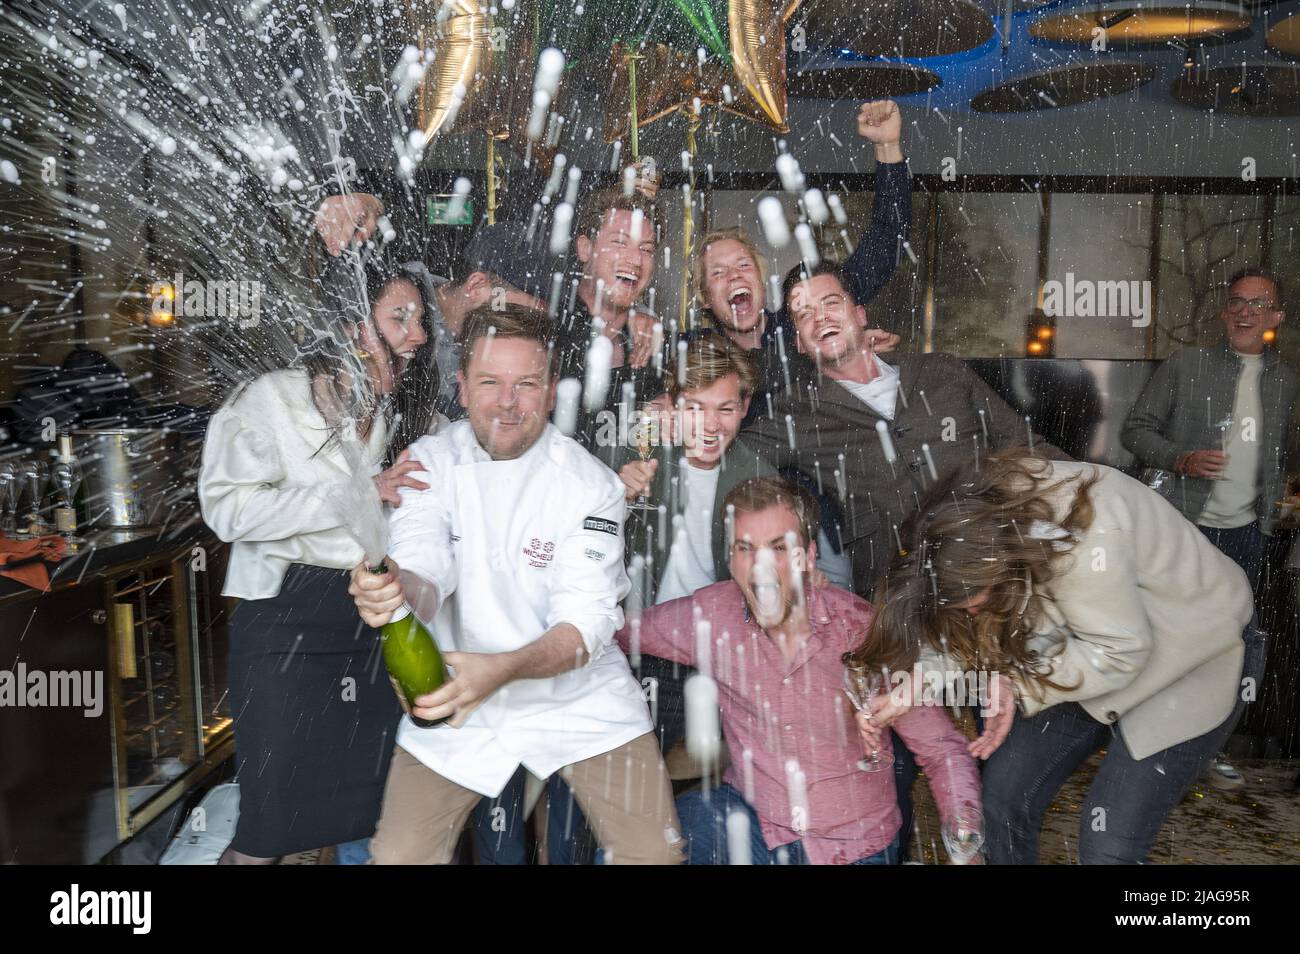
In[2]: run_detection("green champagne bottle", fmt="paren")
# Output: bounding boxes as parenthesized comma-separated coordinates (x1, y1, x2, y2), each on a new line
(371, 563, 448, 728)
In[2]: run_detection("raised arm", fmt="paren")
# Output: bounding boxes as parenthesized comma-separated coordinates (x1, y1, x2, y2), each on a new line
(314, 192, 386, 257)
(842, 100, 911, 306)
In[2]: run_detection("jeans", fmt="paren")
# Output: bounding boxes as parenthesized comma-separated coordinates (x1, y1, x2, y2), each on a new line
(333, 838, 372, 865)
(675, 783, 901, 865)
(470, 766, 597, 865)
(891, 732, 916, 857)
(471, 767, 529, 864)
(982, 623, 1266, 864)
(1198, 521, 1265, 593)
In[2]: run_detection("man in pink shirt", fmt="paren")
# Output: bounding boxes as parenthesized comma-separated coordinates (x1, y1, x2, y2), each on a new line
(616, 476, 981, 864)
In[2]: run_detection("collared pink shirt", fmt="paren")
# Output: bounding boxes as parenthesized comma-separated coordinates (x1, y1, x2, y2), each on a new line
(617, 581, 982, 864)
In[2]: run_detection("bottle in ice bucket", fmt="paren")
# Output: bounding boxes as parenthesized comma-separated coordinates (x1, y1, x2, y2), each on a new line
(370, 562, 448, 728)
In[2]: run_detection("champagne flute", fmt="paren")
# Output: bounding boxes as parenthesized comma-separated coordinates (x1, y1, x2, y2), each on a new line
(0, 462, 16, 534)
(842, 665, 894, 773)
(1211, 413, 1233, 481)
(16, 458, 45, 536)
(941, 802, 985, 865)
(1215, 413, 1234, 449)
(627, 403, 661, 512)
(51, 443, 84, 549)
(29, 459, 50, 535)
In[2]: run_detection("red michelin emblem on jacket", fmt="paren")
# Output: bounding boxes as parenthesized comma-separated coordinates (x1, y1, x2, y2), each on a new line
(523, 538, 555, 568)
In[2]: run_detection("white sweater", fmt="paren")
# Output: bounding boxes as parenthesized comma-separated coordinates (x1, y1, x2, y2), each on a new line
(198, 368, 389, 600)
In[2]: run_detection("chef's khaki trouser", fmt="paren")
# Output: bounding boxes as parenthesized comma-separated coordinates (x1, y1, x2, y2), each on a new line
(369, 732, 685, 864)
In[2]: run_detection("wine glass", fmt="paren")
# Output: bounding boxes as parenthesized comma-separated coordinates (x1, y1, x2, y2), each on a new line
(15, 458, 45, 537)
(52, 448, 84, 549)
(842, 665, 894, 773)
(627, 403, 661, 512)
(0, 462, 16, 534)
(941, 802, 985, 865)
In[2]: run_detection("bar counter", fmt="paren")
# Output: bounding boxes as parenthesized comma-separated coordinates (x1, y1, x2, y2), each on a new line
(0, 513, 233, 863)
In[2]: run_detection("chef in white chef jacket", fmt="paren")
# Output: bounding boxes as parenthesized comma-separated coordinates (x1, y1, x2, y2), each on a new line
(351, 303, 684, 865)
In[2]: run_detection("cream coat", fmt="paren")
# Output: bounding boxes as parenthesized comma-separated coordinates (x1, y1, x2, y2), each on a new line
(1013, 461, 1252, 760)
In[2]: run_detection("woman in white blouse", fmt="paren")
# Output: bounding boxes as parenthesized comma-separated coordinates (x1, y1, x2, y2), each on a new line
(199, 253, 439, 864)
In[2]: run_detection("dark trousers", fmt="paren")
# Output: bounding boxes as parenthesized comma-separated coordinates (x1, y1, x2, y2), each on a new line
(982, 623, 1265, 864)
(1198, 521, 1265, 593)
(470, 766, 594, 865)
(891, 732, 916, 855)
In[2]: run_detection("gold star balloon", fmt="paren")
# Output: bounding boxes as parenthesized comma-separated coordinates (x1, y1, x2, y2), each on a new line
(604, 0, 804, 143)
(405, 1, 559, 175)
(731, 0, 805, 128)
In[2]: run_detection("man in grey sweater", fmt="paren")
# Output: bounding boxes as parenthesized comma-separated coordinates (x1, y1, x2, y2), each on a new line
(1123, 268, 1295, 590)
(1122, 266, 1296, 788)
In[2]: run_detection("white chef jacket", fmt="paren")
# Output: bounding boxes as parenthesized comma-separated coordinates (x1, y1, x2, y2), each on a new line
(388, 420, 651, 797)
(198, 368, 389, 600)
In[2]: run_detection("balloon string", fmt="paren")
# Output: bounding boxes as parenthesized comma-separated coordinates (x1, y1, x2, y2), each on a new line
(627, 49, 641, 161)
(679, 110, 701, 330)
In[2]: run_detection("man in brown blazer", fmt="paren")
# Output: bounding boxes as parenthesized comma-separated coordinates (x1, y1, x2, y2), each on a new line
(744, 262, 1069, 599)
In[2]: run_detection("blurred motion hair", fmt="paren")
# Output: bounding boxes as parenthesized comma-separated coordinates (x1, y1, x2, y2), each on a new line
(844, 449, 1098, 699)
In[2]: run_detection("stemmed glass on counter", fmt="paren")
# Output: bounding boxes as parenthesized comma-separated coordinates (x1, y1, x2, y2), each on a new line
(50, 440, 84, 549)
(842, 665, 894, 773)
(942, 803, 985, 865)
(15, 458, 46, 536)
(0, 461, 16, 535)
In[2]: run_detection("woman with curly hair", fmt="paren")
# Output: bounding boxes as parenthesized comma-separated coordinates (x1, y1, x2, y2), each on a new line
(850, 450, 1261, 864)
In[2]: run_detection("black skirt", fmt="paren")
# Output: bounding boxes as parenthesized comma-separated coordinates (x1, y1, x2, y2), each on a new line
(228, 563, 400, 857)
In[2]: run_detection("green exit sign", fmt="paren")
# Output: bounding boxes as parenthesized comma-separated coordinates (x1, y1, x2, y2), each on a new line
(427, 195, 475, 225)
